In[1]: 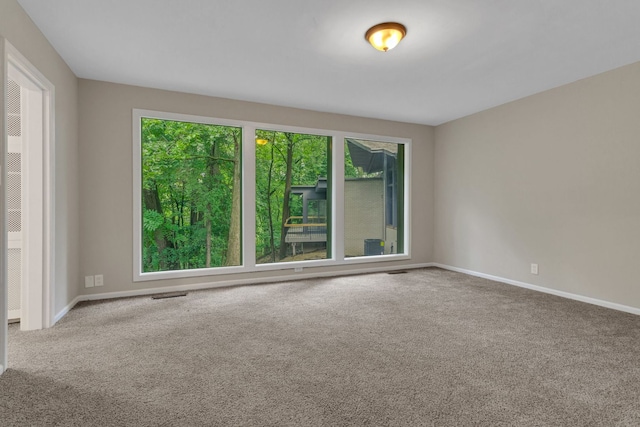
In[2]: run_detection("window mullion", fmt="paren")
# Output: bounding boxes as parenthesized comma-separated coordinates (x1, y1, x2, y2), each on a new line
(332, 134, 346, 261)
(243, 125, 256, 269)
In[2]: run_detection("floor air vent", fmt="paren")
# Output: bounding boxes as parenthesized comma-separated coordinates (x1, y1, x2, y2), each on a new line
(151, 292, 188, 300)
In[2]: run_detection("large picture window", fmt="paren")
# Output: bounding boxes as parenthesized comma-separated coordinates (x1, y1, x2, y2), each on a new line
(133, 110, 410, 281)
(344, 139, 404, 257)
(140, 117, 242, 272)
(255, 130, 331, 264)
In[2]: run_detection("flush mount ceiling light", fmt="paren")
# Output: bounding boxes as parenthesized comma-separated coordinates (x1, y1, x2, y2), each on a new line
(256, 138, 269, 146)
(365, 22, 407, 52)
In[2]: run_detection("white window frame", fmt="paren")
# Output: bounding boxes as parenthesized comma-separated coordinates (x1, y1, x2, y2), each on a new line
(133, 109, 411, 282)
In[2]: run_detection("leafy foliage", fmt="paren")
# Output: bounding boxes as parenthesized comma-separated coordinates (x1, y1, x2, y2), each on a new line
(141, 118, 240, 272)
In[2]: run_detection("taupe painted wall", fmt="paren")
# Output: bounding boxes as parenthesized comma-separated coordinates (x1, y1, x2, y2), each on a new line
(78, 79, 434, 294)
(435, 61, 640, 309)
(0, 0, 80, 318)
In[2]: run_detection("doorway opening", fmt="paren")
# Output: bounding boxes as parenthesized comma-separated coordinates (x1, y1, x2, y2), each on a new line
(4, 42, 55, 335)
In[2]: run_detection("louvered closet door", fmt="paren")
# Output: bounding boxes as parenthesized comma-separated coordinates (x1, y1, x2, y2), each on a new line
(7, 79, 24, 321)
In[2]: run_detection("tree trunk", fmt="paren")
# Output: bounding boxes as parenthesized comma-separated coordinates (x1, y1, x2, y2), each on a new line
(226, 131, 242, 266)
(267, 143, 276, 263)
(190, 204, 203, 226)
(206, 215, 212, 267)
(278, 133, 295, 260)
(205, 141, 220, 268)
(143, 183, 169, 270)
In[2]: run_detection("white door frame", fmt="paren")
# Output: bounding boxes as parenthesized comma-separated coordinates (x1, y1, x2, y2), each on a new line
(1, 36, 6, 374)
(3, 40, 55, 337)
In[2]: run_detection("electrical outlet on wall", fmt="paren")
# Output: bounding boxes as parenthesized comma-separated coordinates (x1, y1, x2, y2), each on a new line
(94, 274, 104, 287)
(85, 276, 94, 288)
(531, 263, 539, 275)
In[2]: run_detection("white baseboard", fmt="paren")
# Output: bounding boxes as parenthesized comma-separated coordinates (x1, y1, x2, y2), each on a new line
(58, 263, 432, 315)
(431, 263, 640, 316)
(54, 295, 82, 325)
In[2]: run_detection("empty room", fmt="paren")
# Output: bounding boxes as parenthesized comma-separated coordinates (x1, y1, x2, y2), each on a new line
(1, 0, 639, 425)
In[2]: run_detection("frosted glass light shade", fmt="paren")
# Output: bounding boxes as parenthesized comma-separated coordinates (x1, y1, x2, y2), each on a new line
(365, 22, 407, 52)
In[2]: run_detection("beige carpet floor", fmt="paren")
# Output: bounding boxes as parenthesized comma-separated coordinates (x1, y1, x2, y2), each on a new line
(1, 267, 639, 426)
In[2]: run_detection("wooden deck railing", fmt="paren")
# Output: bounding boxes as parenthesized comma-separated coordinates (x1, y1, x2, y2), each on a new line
(284, 216, 327, 243)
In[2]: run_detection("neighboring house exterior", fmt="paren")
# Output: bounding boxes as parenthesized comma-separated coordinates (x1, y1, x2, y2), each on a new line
(284, 138, 401, 257)
(344, 177, 387, 256)
(346, 138, 401, 256)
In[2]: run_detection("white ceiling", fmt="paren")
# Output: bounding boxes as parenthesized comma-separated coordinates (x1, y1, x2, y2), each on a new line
(17, 0, 640, 125)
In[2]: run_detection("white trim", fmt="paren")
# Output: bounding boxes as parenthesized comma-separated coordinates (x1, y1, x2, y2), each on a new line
(402, 142, 411, 256)
(332, 134, 345, 261)
(19, 71, 44, 330)
(135, 253, 413, 282)
(80, 263, 432, 304)
(132, 112, 142, 281)
(1, 35, 7, 374)
(432, 263, 640, 316)
(43, 69, 55, 328)
(132, 108, 412, 282)
(54, 295, 81, 324)
(242, 124, 257, 268)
